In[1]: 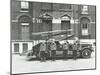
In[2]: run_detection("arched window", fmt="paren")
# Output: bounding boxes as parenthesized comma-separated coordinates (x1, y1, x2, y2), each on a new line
(80, 17, 90, 35)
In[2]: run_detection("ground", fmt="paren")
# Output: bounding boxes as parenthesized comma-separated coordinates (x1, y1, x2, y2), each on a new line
(12, 47, 95, 74)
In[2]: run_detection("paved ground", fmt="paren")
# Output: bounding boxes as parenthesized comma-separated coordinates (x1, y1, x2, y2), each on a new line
(12, 48, 96, 74)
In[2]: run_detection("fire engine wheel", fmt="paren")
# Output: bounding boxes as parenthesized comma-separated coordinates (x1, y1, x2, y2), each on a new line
(81, 49, 91, 58)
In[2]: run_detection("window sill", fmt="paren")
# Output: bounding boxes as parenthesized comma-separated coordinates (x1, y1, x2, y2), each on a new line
(20, 10, 29, 12)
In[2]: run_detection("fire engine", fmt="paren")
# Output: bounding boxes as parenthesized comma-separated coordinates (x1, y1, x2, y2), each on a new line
(27, 29, 94, 60)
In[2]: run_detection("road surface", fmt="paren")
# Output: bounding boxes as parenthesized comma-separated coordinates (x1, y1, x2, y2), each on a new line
(12, 49, 95, 74)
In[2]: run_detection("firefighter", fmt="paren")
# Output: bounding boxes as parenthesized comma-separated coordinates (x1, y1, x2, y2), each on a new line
(73, 37, 80, 60)
(73, 43, 78, 60)
(63, 41, 69, 59)
(40, 42, 46, 61)
(50, 41, 57, 61)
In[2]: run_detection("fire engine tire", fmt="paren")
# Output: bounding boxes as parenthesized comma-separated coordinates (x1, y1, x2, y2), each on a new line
(81, 49, 91, 58)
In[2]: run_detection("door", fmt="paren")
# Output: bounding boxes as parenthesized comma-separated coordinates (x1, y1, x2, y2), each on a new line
(42, 20, 52, 32)
(23, 43, 28, 53)
(61, 21, 70, 30)
(61, 21, 71, 37)
(14, 43, 19, 53)
(21, 26, 29, 40)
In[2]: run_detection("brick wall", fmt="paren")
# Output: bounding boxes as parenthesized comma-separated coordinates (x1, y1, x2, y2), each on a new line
(11, 0, 96, 40)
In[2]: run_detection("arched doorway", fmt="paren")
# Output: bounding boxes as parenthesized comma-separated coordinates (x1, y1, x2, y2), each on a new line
(18, 15, 32, 53)
(18, 15, 32, 40)
(40, 13, 53, 32)
(61, 14, 71, 39)
(61, 14, 71, 30)
(80, 17, 90, 36)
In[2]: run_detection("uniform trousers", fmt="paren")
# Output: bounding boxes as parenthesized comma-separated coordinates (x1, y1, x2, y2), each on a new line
(51, 50, 56, 60)
(40, 51, 46, 61)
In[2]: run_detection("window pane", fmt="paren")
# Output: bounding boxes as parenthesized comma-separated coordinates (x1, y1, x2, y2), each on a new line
(85, 24, 87, 28)
(82, 29, 88, 35)
(81, 24, 88, 29)
(82, 6, 88, 11)
(21, 1, 29, 9)
(81, 5, 88, 14)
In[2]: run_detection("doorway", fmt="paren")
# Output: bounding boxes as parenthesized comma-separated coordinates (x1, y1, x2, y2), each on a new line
(14, 43, 19, 53)
(23, 43, 28, 53)
(61, 21, 70, 30)
(42, 20, 52, 32)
